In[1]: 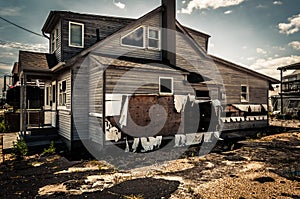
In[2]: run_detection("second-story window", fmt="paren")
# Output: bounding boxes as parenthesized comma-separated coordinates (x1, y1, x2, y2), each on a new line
(121, 26, 145, 48)
(148, 28, 160, 50)
(69, 22, 84, 48)
(51, 29, 59, 52)
(241, 85, 249, 102)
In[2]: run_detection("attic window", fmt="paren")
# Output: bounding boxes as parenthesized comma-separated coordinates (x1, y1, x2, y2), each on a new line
(148, 28, 160, 49)
(121, 26, 145, 48)
(69, 22, 84, 48)
(159, 77, 173, 95)
(241, 85, 249, 102)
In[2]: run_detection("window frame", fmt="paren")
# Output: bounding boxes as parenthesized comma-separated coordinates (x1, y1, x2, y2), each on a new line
(45, 86, 51, 106)
(120, 26, 146, 49)
(69, 21, 84, 48)
(51, 28, 59, 53)
(241, 85, 249, 102)
(147, 27, 161, 50)
(159, 77, 173, 95)
(58, 80, 67, 107)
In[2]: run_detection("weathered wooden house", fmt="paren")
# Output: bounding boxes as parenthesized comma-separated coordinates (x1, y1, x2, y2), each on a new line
(275, 62, 300, 118)
(11, 0, 279, 151)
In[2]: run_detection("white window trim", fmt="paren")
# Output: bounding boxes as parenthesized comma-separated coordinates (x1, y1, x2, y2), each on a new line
(241, 84, 249, 102)
(58, 80, 67, 107)
(51, 29, 59, 53)
(69, 21, 84, 48)
(159, 77, 173, 95)
(120, 26, 146, 49)
(45, 85, 51, 106)
(147, 27, 161, 50)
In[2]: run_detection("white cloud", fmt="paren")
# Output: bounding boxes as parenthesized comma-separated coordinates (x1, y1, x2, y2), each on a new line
(273, 1, 282, 5)
(182, 1, 186, 4)
(0, 63, 12, 71)
(288, 41, 300, 50)
(278, 13, 300, 35)
(0, 40, 48, 52)
(256, 48, 267, 54)
(250, 55, 300, 79)
(180, 0, 245, 14)
(224, 10, 232, 14)
(273, 46, 286, 51)
(256, 4, 267, 9)
(0, 7, 22, 16)
(247, 57, 255, 61)
(113, 1, 125, 9)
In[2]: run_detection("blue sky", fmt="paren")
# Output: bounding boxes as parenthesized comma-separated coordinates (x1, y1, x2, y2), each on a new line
(0, 0, 300, 89)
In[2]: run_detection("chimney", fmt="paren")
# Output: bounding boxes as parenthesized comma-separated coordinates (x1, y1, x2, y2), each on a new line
(161, 0, 176, 66)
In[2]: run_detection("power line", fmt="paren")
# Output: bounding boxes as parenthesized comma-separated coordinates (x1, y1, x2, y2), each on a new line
(0, 16, 45, 38)
(0, 61, 12, 65)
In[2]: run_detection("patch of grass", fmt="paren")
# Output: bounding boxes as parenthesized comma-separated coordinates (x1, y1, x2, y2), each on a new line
(123, 194, 144, 199)
(0, 118, 7, 133)
(12, 140, 28, 160)
(41, 141, 56, 156)
(187, 186, 195, 194)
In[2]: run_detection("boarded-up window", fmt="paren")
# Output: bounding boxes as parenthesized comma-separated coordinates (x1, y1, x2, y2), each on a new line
(69, 22, 84, 47)
(241, 85, 248, 102)
(121, 27, 145, 48)
(159, 77, 173, 94)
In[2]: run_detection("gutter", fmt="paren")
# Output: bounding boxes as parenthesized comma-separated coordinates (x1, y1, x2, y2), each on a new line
(51, 62, 66, 72)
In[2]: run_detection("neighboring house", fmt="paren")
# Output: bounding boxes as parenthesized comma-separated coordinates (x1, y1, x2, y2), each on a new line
(10, 0, 279, 151)
(275, 62, 300, 118)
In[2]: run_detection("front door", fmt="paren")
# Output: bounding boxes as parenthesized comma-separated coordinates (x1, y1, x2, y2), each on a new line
(51, 81, 57, 127)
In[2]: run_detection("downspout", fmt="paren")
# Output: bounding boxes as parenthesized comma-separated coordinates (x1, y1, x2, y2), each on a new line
(42, 31, 50, 40)
(102, 69, 106, 149)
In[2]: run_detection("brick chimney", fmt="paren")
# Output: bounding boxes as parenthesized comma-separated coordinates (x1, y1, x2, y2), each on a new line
(161, 0, 176, 66)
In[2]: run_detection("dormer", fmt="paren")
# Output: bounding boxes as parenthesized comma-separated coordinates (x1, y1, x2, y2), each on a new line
(42, 11, 134, 62)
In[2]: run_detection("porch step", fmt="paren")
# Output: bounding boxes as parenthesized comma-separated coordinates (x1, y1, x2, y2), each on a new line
(25, 139, 63, 147)
(23, 134, 60, 143)
(28, 127, 57, 136)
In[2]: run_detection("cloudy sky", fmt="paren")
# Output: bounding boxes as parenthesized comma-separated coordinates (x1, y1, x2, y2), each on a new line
(0, 0, 299, 90)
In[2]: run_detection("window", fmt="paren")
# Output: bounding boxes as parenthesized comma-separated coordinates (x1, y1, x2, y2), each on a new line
(196, 90, 209, 98)
(51, 28, 59, 52)
(59, 80, 67, 106)
(52, 85, 56, 103)
(121, 26, 145, 48)
(46, 86, 51, 105)
(159, 77, 173, 94)
(241, 85, 249, 102)
(69, 22, 84, 47)
(148, 28, 160, 49)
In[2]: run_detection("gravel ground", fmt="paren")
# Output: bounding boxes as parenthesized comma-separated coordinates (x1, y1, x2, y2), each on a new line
(0, 129, 299, 199)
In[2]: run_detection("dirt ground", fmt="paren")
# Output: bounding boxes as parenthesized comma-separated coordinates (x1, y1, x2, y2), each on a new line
(0, 129, 299, 198)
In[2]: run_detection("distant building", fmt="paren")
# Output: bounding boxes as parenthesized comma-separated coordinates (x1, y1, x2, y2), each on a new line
(277, 62, 300, 118)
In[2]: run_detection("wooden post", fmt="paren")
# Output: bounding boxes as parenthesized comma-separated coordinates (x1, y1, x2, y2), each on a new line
(0, 134, 3, 163)
(280, 69, 283, 114)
